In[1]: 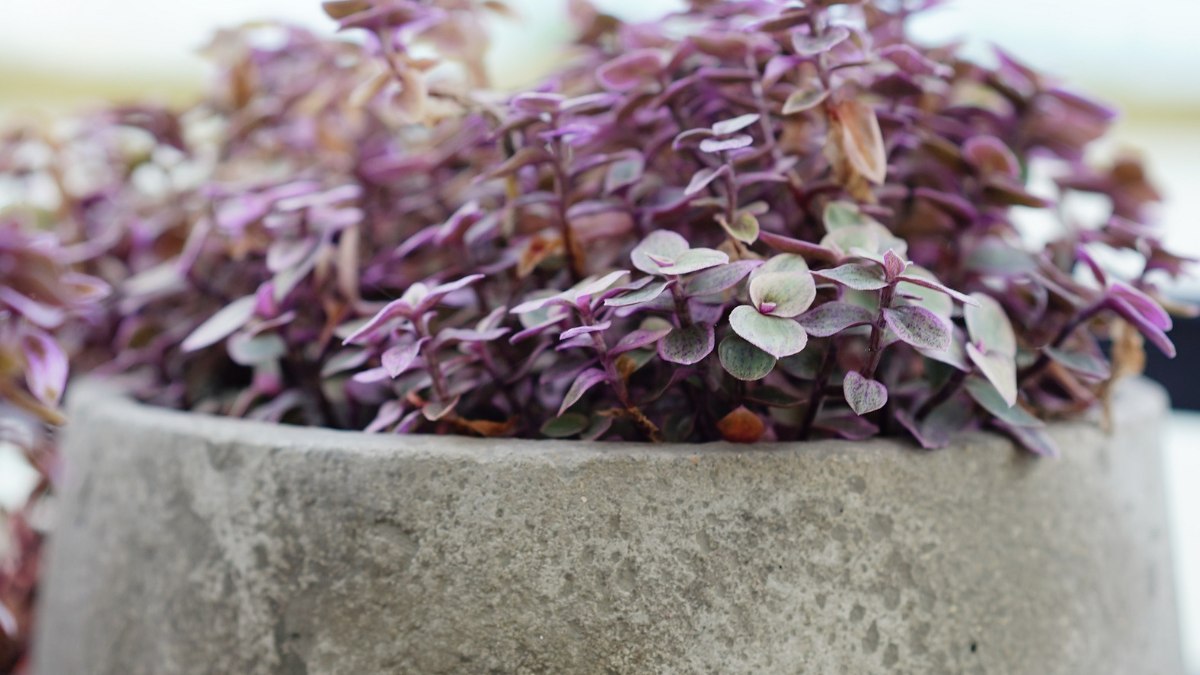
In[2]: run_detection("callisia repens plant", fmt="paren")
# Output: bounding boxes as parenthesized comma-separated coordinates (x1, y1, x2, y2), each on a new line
(0, 0, 1195, 665)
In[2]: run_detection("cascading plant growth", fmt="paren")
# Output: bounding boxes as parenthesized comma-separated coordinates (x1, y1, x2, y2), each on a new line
(0, 0, 1193, 665)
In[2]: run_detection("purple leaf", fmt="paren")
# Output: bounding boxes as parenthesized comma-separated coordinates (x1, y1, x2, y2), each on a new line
(605, 280, 669, 308)
(896, 274, 977, 305)
(683, 260, 760, 296)
(813, 264, 889, 290)
(596, 49, 666, 92)
(797, 302, 874, 337)
(560, 321, 611, 341)
(658, 322, 715, 365)
(699, 134, 753, 154)
(20, 328, 68, 406)
(685, 165, 731, 197)
(611, 325, 674, 356)
(181, 295, 257, 352)
(559, 368, 608, 416)
(1107, 295, 1177, 358)
(382, 340, 427, 378)
(843, 371, 888, 416)
(1108, 281, 1172, 331)
(882, 249, 907, 281)
(883, 306, 952, 352)
(791, 25, 851, 56)
(711, 113, 760, 135)
(782, 84, 829, 115)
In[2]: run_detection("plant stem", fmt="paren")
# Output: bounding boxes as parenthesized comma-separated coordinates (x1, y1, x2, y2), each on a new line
(861, 283, 896, 379)
(915, 368, 966, 420)
(800, 342, 838, 440)
(550, 137, 585, 282)
(1018, 300, 1105, 384)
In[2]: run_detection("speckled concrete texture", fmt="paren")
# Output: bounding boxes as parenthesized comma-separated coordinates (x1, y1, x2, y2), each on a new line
(35, 378, 1181, 674)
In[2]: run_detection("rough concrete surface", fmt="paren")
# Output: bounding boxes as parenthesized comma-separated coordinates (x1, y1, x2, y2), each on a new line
(35, 378, 1182, 674)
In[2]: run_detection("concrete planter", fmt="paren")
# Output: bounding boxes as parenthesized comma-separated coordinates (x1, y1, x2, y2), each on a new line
(36, 378, 1181, 674)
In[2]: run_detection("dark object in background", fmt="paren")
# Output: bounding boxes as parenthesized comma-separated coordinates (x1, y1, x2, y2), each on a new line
(1146, 316, 1200, 410)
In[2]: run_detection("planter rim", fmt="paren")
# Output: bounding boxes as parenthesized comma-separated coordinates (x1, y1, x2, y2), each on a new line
(65, 375, 1167, 463)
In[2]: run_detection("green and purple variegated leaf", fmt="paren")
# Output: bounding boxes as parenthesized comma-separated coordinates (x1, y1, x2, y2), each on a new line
(797, 302, 875, 337)
(559, 368, 608, 416)
(749, 270, 816, 318)
(729, 306, 808, 358)
(683, 260, 760, 296)
(182, 295, 258, 352)
(843, 371, 888, 416)
(718, 335, 777, 381)
(883, 306, 952, 352)
(658, 322, 715, 365)
(812, 263, 888, 291)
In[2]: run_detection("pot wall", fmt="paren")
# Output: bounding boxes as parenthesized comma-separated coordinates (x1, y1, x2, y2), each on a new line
(35, 378, 1182, 674)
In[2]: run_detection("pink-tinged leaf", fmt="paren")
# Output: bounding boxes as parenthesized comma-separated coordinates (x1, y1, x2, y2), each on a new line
(896, 274, 977, 305)
(422, 396, 461, 422)
(416, 274, 486, 314)
(747, 9, 813, 33)
(560, 92, 618, 113)
(560, 321, 611, 341)
(21, 328, 67, 406)
(344, 298, 417, 344)
(757, 231, 840, 264)
(0, 287, 65, 329)
(438, 326, 510, 343)
(611, 325, 674, 356)
(604, 155, 645, 194)
(718, 335, 777, 381)
(572, 270, 630, 304)
(729, 306, 808, 358)
(782, 85, 829, 114)
(797, 302, 875, 337)
(963, 136, 1020, 178)
(672, 127, 716, 151)
(712, 113, 760, 135)
(658, 322, 716, 365)
(559, 368, 608, 416)
(605, 280, 669, 307)
(883, 306, 951, 352)
(966, 343, 1018, 406)
(631, 230, 690, 274)
(1108, 281, 1172, 331)
(882, 249, 907, 281)
(993, 419, 1060, 457)
(791, 24, 850, 56)
(364, 400, 405, 434)
(684, 260, 760, 296)
(699, 134, 753, 154)
(815, 412, 880, 441)
(894, 399, 972, 449)
(510, 92, 565, 114)
(833, 99, 888, 185)
(351, 366, 390, 384)
(749, 271, 816, 318)
(1107, 296, 1177, 358)
(510, 293, 569, 315)
(181, 295, 257, 352)
(813, 264, 889, 290)
(382, 339, 427, 378)
(61, 272, 111, 304)
(596, 49, 666, 91)
(658, 248, 729, 275)
(965, 293, 1017, 356)
(843, 371, 888, 416)
(879, 44, 952, 78)
(685, 165, 731, 197)
(1045, 346, 1111, 380)
(965, 376, 1042, 428)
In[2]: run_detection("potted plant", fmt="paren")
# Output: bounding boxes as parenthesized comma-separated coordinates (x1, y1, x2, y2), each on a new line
(0, 0, 1190, 672)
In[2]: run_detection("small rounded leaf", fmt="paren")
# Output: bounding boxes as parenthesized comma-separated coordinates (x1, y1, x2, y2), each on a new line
(631, 231, 690, 275)
(797, 302, 874, 337)
(658, 322, 716, 365)
(843, 371, 888, 416)
(748, 271, 816, 318)
(719, 335, 777, 381)
(729, 305, 809, 358)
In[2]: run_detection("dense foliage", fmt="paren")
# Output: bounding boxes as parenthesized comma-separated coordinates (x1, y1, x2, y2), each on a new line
(0, 0, 1193, 666)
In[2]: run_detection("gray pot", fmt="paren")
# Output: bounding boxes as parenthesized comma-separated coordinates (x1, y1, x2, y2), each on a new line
(35, 378, 1182, 674)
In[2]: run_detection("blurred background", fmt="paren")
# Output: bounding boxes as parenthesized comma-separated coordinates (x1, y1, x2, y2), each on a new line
(1, 0, 1197, 669)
